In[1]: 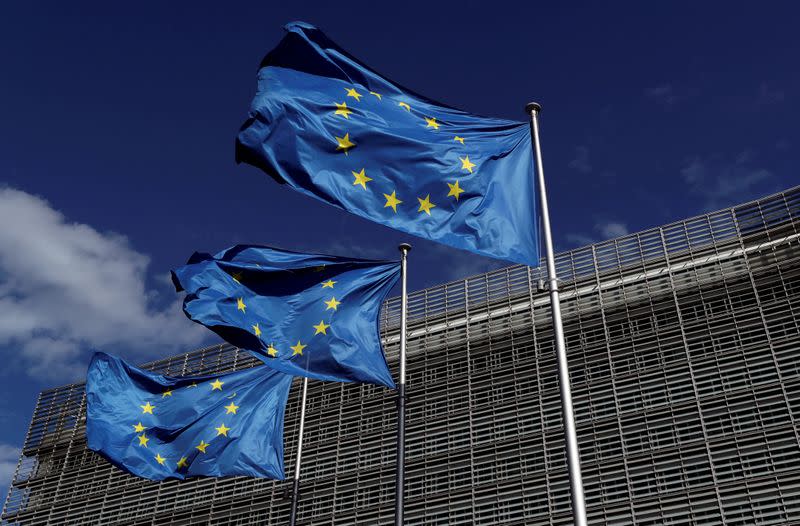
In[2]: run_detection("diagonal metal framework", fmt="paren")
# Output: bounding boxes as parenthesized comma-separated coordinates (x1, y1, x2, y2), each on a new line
(3, 186, 800, 525)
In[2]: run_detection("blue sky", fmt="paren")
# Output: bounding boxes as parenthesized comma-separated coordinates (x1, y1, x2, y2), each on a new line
(0, 1, 798, 493)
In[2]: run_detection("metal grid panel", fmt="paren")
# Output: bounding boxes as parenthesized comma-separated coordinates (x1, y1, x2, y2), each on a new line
(3, 187, 800, 525)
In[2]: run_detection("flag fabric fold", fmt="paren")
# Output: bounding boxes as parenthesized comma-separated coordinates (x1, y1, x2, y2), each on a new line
(86, 352, 293, 481)
(236, 21, 540, 267)
(172, 245, 399, 388)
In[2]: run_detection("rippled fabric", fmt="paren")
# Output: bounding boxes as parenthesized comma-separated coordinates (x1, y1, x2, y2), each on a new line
(86, 352, 293, 481)
(172, 245, 398, 388)
(236, 21, 539, 267)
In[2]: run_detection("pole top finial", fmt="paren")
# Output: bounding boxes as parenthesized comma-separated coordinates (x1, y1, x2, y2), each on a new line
(398, 243, 412, 253)
(525, 102, 542, 115)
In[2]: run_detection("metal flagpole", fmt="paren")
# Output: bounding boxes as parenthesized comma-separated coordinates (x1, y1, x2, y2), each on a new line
(526, 102, 588, 526)
(395, 243, 411, 526)
(288, 376, 309, 526)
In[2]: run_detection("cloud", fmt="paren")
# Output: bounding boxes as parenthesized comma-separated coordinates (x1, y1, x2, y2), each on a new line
(757, 82, 785, 106)
(680, 152, 774, 210)
(298, 238, 394, 262)
(596, 221, 629, 239)
(564, 221, 630, 248)
(646, 84, 678, 106)
(0, 443, 19, 498)
(568, 146, 592, 174)
(293, 231, 505, 285)
(565, 233, 595, 247)
(0, 187, 208, 380)
(423, 244, 506, 282)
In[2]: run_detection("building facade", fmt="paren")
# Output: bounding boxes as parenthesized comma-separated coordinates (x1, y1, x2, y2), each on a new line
(3, 187, 800, 525)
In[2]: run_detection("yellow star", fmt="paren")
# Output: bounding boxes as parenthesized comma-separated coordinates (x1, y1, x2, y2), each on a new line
(459, 155, 476, 174)
(162, 390, 172, 398)
(383, 191, 402, 213)
(133, 422, 146, 433)
(137, 434, 149, 447)
(267, 343, 278, 357)
(215, 423, 231, 437)
(225, 402, 239, 415)
(417, 194, 436, 215)
(335, 133, 355, 154)
(210, 379, 224, 391)
(345, 87, 362, 101)
(454, 136, 465, 144)
(352, 168, 373, 190)
(324, 297, 341, 311)
(188, 382, 198, 388)
(425, 117, 440, 130)
(231, 272, 242, 283)
(398, 101, 411, 111)
(313, 320, 330, 335)
(313, 265, 326, 272)
(177, 457, 188, 469)
(141, 402, 154, 414)
(334, 101, 352, 119)
(237, 297, 246, 313)
(252, 323, 261, 337)
(321, 279, 336, 288)
(195, 440, 210, 454)
(291, 340, 307, 356)
(369, 91, 382, 100)
(155, 453, 166, 465)
(447, 180, 465, 201)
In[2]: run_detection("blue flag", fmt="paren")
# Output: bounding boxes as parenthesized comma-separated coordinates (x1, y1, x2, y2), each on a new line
(236, 22, 540, 267)
(86, 352, 293, 481)
(172, 245, 399, 388)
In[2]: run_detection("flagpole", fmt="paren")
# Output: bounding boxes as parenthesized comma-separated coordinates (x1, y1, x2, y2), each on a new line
(526, 102, 588, 526)
(395, 242, 411, 526)
(288, 376, 309, 526)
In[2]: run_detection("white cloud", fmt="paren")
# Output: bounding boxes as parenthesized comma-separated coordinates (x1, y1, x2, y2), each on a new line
(0, 187, 208, 380)
(565, 221, 630, 248)
(0, 443, 19, 498)
(646, 84, 678, 106)
(425, 245, 505, 282)
(295, 232, 505, 284)
(757, 82, 785, 106)
(681, 152, 774, 211)
(564, 233, 595, 248)
(568, 146, 592, 174)
(596, 221, 629, 239)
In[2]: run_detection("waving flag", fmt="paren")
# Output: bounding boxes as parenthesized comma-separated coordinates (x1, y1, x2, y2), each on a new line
(172, 245, 398, 388)
(86, 352, 293, 481)
(236, 22, 539, 267)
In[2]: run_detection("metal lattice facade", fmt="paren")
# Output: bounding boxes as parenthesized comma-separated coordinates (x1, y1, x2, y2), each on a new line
(3, 187, 800, 525)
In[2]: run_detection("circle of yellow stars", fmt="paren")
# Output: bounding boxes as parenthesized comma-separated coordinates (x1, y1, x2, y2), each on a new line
(329, 84, 478, 217)
(136, 264, 350, 472)
(230, 273, 342, 360)
(132, 377, 239, 473)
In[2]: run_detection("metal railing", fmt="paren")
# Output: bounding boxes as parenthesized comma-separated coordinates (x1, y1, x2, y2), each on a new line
(3, 186, 800, 525)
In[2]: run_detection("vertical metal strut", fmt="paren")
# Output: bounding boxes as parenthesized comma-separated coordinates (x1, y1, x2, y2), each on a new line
(288, 376, 309, 526)
(526, 102, 588, 526)
(395, 243, 411, 526)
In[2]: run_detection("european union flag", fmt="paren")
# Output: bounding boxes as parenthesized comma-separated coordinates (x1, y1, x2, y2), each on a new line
(86, 352, 293, 481)
(236, 22, 540, 268)
(172, 245, 399, 388)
